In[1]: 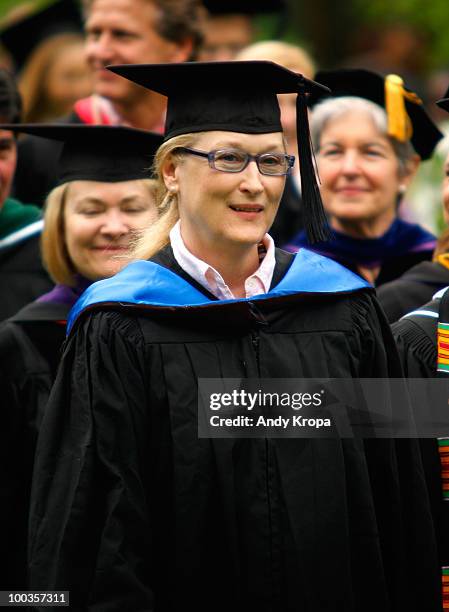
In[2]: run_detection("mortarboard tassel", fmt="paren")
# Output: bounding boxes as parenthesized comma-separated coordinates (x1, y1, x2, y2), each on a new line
(385, 74, 421, 143)
(296, 80, 330, 244)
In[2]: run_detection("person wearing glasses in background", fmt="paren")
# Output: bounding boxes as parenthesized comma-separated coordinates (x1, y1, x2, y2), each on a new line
(29, 61, 440, 611)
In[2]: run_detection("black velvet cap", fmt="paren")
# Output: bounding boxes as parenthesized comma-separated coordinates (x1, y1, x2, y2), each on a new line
(0, 124, 163, 184)
(0, 0, 83, 72)
(107, 60, 332, 243)
(436, 85, 449, 112)
(308, 68, 442, 161)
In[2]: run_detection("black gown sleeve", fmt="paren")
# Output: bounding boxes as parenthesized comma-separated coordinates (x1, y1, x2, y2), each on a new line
(392, 316, 436, 378)
(355, 297, 441, 610)
(28, 311, 154, 611)
(392, 315, 449, 569)
(0, 323, 48, 589)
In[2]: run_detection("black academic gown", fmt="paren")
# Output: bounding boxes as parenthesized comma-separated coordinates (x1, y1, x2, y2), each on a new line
(0, 234, 53, 322)
(0, 300, 68, 589)
(28, 247, 440, 612)
(392, 298, 449, 571)
(378, 260, 449, 323)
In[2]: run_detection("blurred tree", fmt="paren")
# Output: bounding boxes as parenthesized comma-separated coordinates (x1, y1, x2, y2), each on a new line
(277, 0, 449, 73)
(290, 0, 358, 68)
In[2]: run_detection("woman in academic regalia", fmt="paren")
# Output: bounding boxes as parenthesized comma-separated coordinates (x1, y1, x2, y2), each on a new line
(0, 124, 162, 590)
(377, 86, 449, 322)
(28, 61, 441, 611)
(285, 69, 442, 287)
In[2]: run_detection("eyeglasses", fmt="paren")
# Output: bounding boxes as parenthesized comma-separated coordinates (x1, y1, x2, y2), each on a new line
(175, 147, 295, 176)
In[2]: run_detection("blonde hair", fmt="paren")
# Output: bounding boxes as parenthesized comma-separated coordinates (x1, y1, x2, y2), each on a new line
(434, 228, 449, 259)
(132, 132, 204, 261)
(19, 33, 88, 123)
(41, 179, 157, 286)
(235, 40, 316, 79)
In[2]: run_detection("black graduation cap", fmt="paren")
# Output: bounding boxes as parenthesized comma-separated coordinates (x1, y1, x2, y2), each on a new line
(0, 0, 83, 72)
(436, 85, 449, 113)
(107, 60, 332, 243)
(308, 68, 442, 161)
(203, 0, 285, 15)
(0, 124, 163, 184)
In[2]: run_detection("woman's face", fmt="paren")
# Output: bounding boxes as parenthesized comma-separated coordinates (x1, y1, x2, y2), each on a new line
(45, 41, 93, 116)
(164, 131, 286, 257)
(64, 179, 157, 280)
(317, 110, 407, 230)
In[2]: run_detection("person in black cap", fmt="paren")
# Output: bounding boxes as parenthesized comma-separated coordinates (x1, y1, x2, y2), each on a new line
(28, 61, 440, 611)
(377, 86, 449, 322)
(0, 123, 162, 590)
(0, 69, 53, 322)
(285, 68, 443, 287)
(389, 80, 449, 594)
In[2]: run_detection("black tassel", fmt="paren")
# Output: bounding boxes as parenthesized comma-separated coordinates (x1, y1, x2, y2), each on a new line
(296, 80, 330, 244)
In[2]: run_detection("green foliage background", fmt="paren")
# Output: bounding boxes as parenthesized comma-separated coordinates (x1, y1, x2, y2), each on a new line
(1, 0, 448, 72)
(353, 0, 449, 69)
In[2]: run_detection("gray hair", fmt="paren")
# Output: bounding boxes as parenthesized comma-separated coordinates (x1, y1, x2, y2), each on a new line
(311, 96, 416, 176)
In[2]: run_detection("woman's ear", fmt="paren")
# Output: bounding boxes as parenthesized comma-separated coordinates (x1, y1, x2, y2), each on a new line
(161, 156, 179, 194)
(400, 153, 421, 189)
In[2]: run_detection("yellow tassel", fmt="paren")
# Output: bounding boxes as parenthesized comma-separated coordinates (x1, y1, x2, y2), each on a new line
(384, 74, 422, 142)
(437, 254, 449, 271)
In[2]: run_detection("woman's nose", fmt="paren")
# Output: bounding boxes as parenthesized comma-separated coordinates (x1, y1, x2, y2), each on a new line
(340, 151, 361, 175)
(100, 212, 129, 237)
(238, 161, 265, 194)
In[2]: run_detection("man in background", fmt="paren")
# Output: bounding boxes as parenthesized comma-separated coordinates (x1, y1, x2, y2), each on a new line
(13, 0, 204, 205)
(0, 69, 52, 321)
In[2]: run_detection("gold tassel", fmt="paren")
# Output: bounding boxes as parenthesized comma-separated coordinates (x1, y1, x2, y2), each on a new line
(384, 74, 422, 142)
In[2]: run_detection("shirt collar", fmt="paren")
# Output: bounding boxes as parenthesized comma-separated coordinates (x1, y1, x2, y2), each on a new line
(169, 220, 276, 299)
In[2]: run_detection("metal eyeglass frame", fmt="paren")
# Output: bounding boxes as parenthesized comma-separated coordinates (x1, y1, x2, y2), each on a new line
(175, 147, 295, 176)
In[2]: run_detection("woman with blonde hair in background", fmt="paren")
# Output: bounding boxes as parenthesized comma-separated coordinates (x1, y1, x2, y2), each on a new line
(18, 33, 93, 123)
(0, 123, 161, 590)
(377, 86, 449, 322)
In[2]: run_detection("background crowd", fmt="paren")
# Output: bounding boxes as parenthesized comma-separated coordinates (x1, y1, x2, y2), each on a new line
(1, 0, 449, 610)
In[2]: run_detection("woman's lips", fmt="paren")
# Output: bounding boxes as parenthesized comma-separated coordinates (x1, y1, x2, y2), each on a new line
(229, 204, 265, 220)
(229, 204, 264, 212)
(336, 187, 368, 196)
(92, 246, 128, 252)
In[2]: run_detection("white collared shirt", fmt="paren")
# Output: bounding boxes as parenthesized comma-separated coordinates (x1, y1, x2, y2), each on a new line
(169, 221, 276, 300)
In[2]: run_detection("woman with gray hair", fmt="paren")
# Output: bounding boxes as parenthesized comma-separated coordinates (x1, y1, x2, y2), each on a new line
(285, 69, 442, 286)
